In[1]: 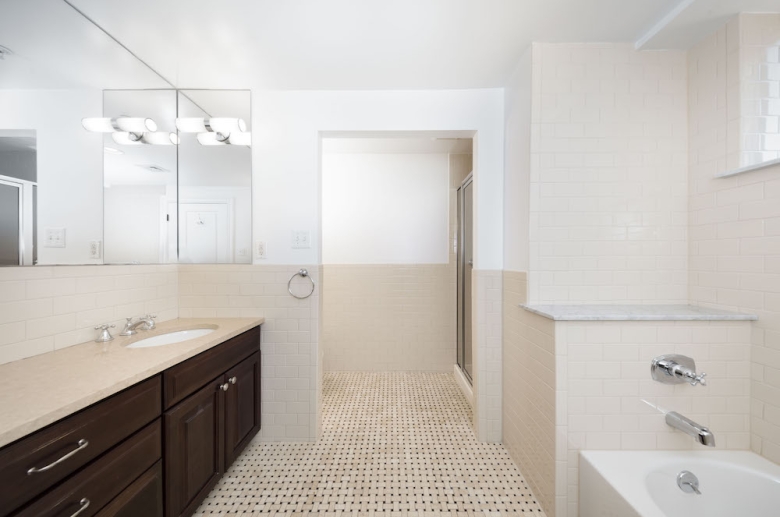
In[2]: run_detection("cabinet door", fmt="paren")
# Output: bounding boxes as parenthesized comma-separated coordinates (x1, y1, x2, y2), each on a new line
(96, 461, 163, 517)
(164, 377, 225, 517)
(224, 352, 261, 468)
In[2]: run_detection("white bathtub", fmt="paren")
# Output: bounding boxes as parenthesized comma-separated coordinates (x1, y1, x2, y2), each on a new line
(579, 450, 780, 517)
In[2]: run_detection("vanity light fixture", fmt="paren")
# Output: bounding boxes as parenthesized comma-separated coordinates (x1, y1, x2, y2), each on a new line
(103, 146, 124, 155)
(196, 131, 251, 146)
(111, 131, 179, 146)
(82, 117, 157, 133)
(176, 117, 247, 134)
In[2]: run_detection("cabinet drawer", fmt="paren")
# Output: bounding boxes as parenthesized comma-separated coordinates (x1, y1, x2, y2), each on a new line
(14, 419, 162, 517)
(164, 326, 259, 409)
(96, 461, 163, 517)
(0, 376, 161, 516)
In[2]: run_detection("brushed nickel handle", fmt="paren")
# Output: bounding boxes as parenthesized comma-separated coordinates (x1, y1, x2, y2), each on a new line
(69, 498, 90, 517)
(219, 383, 229, 392)
(229, 376, 237, 385)
(27, 439, 89, 475)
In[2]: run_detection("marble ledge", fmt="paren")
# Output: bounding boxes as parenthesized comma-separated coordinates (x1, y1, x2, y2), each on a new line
(519, 304, 758, 322)
(0, 316, 263, 449)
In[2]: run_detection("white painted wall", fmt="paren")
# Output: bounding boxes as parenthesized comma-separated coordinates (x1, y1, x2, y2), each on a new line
(503, 46, 532, 273)
(104, 185, 165, 264)
(322, 152, 449, 264)
(0, 90, 102, 265)
(252, 89, 505, 269)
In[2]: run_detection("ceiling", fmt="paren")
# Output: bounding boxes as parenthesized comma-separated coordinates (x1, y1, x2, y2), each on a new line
(638, 0, 780, 49)
(0, 0, 168, 89)
(1, 0, 776, 91)
(67, 0, 685, 90)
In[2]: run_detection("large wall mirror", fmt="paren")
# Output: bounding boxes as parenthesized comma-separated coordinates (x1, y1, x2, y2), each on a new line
(0, 0, 252, 266)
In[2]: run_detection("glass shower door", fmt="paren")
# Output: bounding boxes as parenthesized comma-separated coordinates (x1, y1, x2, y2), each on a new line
(457, 175, 473, 383)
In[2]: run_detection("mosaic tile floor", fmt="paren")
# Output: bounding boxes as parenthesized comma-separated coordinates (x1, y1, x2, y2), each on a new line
(195, 372, 544, 516)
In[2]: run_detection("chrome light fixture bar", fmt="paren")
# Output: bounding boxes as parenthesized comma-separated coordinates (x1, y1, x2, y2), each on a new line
(82, 117, 157, 133)
(176, 117, 247, 134)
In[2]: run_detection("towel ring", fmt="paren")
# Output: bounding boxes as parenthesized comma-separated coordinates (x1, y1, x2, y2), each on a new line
(288, 268, 315, 299)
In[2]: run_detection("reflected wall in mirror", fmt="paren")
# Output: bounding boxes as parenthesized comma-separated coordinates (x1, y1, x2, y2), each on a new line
(102, 90, 178, 264)
(0, 0, 170, 266)
(0, 131, 36, 266)
(729, 14, 780, 171)
(177, 90, 252, 264)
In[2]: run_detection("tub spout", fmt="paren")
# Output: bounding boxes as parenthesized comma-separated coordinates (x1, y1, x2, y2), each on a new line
(665, 411, 716, 447)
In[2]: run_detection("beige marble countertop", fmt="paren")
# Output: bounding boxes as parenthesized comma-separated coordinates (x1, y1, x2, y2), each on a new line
(0, 317, 263, 449)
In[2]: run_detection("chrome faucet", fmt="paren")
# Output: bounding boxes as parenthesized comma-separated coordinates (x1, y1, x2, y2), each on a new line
(119, 314, 157, 336)
(651, 354, 707, 387)
(666, 412, 716, 447)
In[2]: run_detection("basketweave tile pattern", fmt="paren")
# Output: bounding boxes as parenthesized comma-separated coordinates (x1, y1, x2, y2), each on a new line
(194, 372, 544, 516)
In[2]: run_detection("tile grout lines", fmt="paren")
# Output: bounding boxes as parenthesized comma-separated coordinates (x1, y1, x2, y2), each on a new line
(195, 371, 545, 516)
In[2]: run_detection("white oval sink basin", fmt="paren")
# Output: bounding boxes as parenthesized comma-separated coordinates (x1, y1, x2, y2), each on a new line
(127, 328, 215, 349)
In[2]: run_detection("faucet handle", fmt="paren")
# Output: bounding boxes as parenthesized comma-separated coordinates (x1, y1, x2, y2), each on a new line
(94, 324, 115, 343)
(689, 372, 707, 387)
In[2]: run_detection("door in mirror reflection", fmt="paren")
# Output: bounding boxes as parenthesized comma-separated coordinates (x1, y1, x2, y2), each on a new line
(177, 90, 252, 264)
(0, 131, 37, 265)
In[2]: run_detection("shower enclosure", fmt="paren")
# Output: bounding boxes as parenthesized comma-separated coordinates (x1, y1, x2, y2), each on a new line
(456, 174, 473, 383)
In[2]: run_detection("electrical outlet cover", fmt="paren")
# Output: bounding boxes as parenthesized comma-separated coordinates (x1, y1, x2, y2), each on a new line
(256, 241, 267, 259)
(44, 228, 66, 248)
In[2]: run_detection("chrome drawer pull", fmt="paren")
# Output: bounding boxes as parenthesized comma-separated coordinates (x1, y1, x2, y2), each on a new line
(229, 376, 237, 384)
(70, 498, 90, 517)
(27, 439, 89, 475)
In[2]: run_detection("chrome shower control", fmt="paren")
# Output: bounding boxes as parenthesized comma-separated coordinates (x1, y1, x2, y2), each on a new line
(651, 354, 707, 386)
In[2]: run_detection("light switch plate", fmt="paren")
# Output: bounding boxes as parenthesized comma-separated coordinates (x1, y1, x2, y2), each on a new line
(291, 230, 311, 249)
(44, 228, 66, 248)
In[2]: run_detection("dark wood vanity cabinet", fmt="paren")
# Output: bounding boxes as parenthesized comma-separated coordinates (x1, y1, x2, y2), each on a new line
(163, 328, 261, 517)
(0, 325, 261, 517)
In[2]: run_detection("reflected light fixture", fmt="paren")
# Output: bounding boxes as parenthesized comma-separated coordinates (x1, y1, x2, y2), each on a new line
(176, 117, 247, 134)
(196, 131, 251, 146)
(82, 117, 157, 133)
(111, 132, 179, 146)
(103, 146, 124, 155)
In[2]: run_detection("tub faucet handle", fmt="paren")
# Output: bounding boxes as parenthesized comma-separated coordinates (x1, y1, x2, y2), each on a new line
(651, 354, 707, 388)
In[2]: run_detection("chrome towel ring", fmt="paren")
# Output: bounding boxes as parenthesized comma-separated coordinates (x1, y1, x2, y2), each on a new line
(288, 268, 315, 299)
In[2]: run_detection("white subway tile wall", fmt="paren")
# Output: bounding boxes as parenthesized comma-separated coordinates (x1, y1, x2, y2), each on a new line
(0, 265, 178, 365)
(502, 271, 556, 516)
(529, 43, 689, 304)
(473, 269, 503, 443)
(179, 264, 321, 442)
(321, 264, 455, 371)
(558, 320, 752, 517)
(689, 20, 780, 464)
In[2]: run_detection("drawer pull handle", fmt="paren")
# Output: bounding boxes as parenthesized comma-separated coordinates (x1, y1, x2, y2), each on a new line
(229, 376, 237, 384)
(69, 498, 90, 517)
(219, 383, 229, 392)
(27, 439, 89, 475)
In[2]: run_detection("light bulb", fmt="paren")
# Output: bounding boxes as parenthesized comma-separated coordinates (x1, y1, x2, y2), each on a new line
(82, 117, 156, 133)
(115, 117, 157, 133)
(141, 132, 178, 145)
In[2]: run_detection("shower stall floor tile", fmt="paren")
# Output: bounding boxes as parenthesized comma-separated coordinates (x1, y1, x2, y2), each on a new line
(195, 371, 544, 516)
